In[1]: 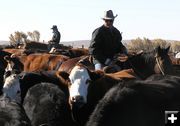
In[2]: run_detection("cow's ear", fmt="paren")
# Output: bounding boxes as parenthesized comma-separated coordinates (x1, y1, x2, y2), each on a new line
(56, 71, 69, 81)
(4, 55, 11, 61)
(88, 70, 104, 81)
(19, 73, 25, 80)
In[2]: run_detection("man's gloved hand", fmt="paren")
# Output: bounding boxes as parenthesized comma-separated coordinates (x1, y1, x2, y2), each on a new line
(104, 58, 111, 65)
(123, 48, 128, 55)
(48, 40, 51, 44)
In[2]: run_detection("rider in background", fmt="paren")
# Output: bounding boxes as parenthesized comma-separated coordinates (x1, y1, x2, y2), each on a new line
(89, 10, 127, 70)
(48, 25, 61, 50)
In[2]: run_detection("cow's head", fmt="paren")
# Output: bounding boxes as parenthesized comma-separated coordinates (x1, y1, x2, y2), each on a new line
(4, 55, 24, 73)
(3, 70, 21, 103)
(69, 65, 91, 108)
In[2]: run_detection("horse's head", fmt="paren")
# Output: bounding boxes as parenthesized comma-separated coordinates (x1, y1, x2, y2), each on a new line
(127, 46, 173, 79)
(154, 46, 173, 75)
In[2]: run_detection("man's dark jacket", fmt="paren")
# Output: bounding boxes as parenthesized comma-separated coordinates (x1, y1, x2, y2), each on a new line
(89, 25, 127, 64)
(51, 30, 61, 44)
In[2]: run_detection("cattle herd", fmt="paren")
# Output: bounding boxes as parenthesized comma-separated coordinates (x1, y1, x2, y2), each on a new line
(0, 43, 180, 126)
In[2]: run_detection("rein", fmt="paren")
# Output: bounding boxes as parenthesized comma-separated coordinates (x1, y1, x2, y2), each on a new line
(127, 59, 146, 79)
(155, 57, 165, 75)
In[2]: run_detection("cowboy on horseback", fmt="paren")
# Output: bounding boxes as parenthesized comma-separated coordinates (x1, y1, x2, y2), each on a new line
(48, 25, 61, 51)
(89, 10, 128, 70)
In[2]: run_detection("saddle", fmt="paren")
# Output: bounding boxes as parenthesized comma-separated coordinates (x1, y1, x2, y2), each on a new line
(118, 56, 128, 62)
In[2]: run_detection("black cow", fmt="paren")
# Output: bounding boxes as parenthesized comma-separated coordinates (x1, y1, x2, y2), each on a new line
(23, 82, 75, 126)
(86, 75, 180, 126)
(0, 97, 31, 126)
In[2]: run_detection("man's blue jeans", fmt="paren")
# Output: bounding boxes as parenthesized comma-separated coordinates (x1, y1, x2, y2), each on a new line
(93, 59, 104, 70)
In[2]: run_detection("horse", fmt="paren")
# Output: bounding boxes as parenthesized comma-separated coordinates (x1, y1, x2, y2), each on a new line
(105, 46, 173, 79)
(86, 74, 180, 126)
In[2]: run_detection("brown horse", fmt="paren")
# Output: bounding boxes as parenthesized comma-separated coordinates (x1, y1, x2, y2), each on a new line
(104, 46, 174, 78)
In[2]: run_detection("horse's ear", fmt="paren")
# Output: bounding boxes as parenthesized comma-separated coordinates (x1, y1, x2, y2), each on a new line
(155, 46, 161, 56)
(165, 46, 170, 53)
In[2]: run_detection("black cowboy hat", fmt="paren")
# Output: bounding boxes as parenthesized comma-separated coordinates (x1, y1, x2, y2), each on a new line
(51, 25, 57, 29)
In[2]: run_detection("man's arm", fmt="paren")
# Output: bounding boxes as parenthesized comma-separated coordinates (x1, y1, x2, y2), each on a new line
(116, 31, 128, 55)
(89, 29, 106, 63)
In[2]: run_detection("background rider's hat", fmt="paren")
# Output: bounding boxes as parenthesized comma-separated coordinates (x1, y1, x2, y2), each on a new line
(51, 25, 57, 29)
(102, 10, 118, 20)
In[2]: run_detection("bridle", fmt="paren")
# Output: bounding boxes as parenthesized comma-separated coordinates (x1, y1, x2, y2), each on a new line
(127, 55, 165, 79)
(155, 56, 165, 76)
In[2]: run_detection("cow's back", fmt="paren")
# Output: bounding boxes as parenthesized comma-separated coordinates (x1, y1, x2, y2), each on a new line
(23, 53, 69, 72)
(0, 97, 31, 126)
(23, 82, 74, 126)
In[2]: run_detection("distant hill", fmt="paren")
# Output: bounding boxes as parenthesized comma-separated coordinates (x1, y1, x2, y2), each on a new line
(0, 39, 178, 48)
(61, 40, 131, 48)
(0, 40, 9, 45)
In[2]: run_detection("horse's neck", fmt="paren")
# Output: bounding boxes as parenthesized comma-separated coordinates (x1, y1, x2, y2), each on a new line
(129, 54, 155, 79)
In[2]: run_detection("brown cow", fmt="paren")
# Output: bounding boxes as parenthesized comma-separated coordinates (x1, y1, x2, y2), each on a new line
(169, 56, 180, 75)
(3, 48, 48, 56)
(171, 58, 180, 65)
(49, 47, 89, 58)
(4, 53, 69, 72)
(58, 56, 94, 74)
(3, 48, 25, 56)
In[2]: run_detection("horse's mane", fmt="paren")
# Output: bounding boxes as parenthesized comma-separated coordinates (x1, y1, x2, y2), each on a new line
(137, 50, 156, 66)
(127, 50, 157, 79)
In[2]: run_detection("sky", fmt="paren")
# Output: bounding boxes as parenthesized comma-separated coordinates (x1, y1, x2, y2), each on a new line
(0, 0, 180, 42)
